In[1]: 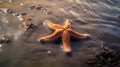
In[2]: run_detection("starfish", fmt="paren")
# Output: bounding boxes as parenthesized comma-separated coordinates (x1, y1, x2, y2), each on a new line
(38, 19, 91, 54)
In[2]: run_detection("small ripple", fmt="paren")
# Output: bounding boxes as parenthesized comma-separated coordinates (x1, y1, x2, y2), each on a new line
(59, 8, 67, 14)
(69, 10, 79, 17)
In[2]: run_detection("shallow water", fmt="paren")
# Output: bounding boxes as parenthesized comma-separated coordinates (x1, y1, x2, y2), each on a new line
(0, 0, 120, 67)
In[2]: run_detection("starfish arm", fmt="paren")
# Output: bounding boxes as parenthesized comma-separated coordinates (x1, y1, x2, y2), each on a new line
(38, 29, 62, 42)
(45, 20, 63, 31)
(62, 30, 71, 53)
(63, 19, 71, 29)
(68, 29, 90, 39)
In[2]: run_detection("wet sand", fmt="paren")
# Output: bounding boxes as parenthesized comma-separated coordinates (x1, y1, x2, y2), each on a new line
(0, 0, 120, 67)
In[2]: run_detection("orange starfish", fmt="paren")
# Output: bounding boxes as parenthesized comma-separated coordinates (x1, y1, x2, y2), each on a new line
(38, 19, 91, 54)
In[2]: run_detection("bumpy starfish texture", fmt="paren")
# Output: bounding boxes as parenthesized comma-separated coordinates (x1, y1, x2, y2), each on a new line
(38, 19, 90, 53)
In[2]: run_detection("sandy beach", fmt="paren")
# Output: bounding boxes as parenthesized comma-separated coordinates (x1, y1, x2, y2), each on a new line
(0, 0, 120, 67)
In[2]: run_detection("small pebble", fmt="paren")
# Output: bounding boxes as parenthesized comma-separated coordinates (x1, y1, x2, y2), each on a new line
(7, 9, 13, 13)
(1, 8, 13, 13)
(8, 0, 13, 3)
(42, 9, 47, 13)
(0, 35, 12, 43)
(13, 13, 19, 16)
(1, 35, 9, 40)
(47, 11, 53, 15)
(29, 5, 36, 9)
(47, 50, 52, 54)
(43, 21, 46, 26)
(60, 46, 63, 49)
(17, 15, 25, 22)
(60, 46, 65, 52)
(37, 38, 40, 42)
(27, 18, 32, 21)
(21, 12, 27, 16)
(2, 8, 8, 13)
(36, 6, 42, 10)
(20, 3, 24, 6)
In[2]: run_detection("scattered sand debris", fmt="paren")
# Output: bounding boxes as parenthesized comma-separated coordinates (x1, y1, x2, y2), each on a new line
(13, 13, 20, 16)
(20, 12, 27, 16)
(36, 6, 43, 10)
(85, 45, 120, 67)
(47, 11, 53, 15)
(0, 35, 12, 44)
(17, 14, 25, 22)
(13, 12, 27, 17)
(0, 8, 13, 14)
(22, 20, 37, 31)
(29, 4, 36, 9)
(35, 4, 43, 10)
(42, 8, 47, 13)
